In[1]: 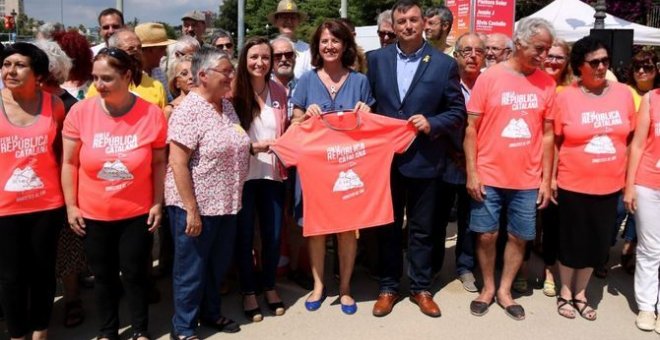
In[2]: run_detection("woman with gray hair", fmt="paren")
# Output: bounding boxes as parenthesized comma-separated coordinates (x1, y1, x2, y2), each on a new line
(165, 46, 249, 339)
(34, 39, 88, 328)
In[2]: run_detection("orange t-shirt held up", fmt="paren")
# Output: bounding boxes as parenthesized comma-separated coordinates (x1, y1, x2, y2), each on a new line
(271, 111, 417, 236)
(467, 64, 556, 190)
(63, 97, 167, 221)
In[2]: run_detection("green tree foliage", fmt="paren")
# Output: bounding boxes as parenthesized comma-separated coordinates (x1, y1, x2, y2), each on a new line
(158, 21, 178, 39)
(217, 0, 443, 44)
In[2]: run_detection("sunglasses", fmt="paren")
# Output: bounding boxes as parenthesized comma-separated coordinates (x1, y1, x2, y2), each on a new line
(377, 30, 396, 40)
(634, 64, 656, 73)
(584, 57, 610, 68)
(215, 43, 234, 50)
(273, 51, 295, 60)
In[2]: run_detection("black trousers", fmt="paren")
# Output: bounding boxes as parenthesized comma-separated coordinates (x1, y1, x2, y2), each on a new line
(83, 214, 152, 337)
(378, 167, 437, 293)
(0, 208, 63, 338)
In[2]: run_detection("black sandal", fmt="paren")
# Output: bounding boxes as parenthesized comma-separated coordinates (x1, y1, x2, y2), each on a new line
(264, 291, 286, 316)
(556, 297, 575, 319)
(200, 316, 241, 333)
(64, 299, 85, 328)
(572, 299, 597, 321)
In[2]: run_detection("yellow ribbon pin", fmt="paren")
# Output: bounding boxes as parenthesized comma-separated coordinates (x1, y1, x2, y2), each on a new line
(423, 55, 430, 63)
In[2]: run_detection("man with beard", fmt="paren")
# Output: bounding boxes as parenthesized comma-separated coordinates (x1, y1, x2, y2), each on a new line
(181, 10, 207, 46)
(86, 29, 168, 109)
(424, 6, 453, 54)
(267, 0, 311, 79)
(484, 33, 513, 68)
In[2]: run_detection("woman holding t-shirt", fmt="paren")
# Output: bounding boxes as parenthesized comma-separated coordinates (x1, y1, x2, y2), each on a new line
(232, 37, 289, 322)
(552, 37, 635, 321)
(291, 19, 375, 315)
(0, 42, 66, 340)
(61, 47, 167, 340)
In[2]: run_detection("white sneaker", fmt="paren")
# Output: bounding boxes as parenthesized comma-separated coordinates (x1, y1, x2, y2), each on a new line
(636, 311, 655, 331)
(656, 315, 660, 333)
(458, 272, 478, 293)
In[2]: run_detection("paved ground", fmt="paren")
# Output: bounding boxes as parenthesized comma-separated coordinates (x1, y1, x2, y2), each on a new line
(2, 222, 658, 340)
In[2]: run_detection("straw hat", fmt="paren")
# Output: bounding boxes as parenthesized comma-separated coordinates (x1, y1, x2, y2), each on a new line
(135, 23, 176, 48)
(267, 0, 308, 25)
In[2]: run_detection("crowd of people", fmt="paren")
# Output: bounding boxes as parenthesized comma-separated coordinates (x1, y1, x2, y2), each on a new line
(0, 0, 659, 339)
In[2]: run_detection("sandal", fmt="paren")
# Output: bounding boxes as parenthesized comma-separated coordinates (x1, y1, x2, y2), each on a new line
(64, 299, 85, 328)
(543, 280, 557, 297)
(572, 299, 597, 321)
(556, 297, 575, 319)
(170, 332, 199, 340)
(200, 316, 241, 333)
(131, 332, 151, 340)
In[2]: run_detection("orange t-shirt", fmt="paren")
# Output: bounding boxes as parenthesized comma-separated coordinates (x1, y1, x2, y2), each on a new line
(635, 89, 660, 189)
(467, 64, 556, 189)
(0, 93, 64, 215)
(553, 82, 635, 195)
(63, 97, 167, 221)
(271, 111, 417, 236)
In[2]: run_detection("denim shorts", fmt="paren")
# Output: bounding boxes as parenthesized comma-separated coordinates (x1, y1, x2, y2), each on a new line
(469, 186, 538, 240)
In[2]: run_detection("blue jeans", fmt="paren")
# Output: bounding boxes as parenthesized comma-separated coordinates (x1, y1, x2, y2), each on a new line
(469, 186, 538, 241)
(236, 179, 284, 294)
(613, 192, 636, 244)
(168, 206, 237, 336)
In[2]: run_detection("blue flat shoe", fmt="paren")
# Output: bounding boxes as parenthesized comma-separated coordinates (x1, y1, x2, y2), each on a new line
(304, 290, 326, 311)
(341, 301, 357, 315)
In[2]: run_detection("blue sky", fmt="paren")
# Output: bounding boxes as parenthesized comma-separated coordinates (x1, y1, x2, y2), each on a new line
(25, 0, 221, 28)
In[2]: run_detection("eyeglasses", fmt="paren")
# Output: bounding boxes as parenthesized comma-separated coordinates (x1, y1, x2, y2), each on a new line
(457, 47, 485, 57)
(377, 30, 396, 40)
(101, 24, 121, 30)
(207, 67, 235, 77)
(485, 46, 510, 54)
(273, 51, 295, 60)
(634, 64, 656, 73)
(584, 57, 610, 68)
(215, 43, 234, 50)
(546, 54, 566, 62)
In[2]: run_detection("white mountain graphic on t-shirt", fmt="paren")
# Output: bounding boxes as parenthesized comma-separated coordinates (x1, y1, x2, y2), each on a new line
(4, 166, 44, 192)
(501, 118, 531, 139)
(584, 135, 616, 155)
(97, 160, 134, 181)
(333, 169, 364, 192)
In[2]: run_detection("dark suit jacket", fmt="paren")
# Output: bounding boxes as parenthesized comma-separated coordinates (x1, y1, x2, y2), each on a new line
(367, 42, 466, 179)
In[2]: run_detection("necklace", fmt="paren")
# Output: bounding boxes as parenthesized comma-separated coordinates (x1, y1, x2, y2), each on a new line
(255, 83, 268, 96)
(330, 85, 337, 96)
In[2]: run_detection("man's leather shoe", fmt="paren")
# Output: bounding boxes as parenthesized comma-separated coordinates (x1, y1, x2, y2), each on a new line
(410, 291, 441, 317)
(372, 292, 399, 317)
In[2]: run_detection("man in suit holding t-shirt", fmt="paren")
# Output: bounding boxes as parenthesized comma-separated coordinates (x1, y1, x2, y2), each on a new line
(367, 0, 466, 318)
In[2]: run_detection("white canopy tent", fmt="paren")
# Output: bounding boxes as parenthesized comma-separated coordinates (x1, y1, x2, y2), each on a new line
(517, 0, 660, 46)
